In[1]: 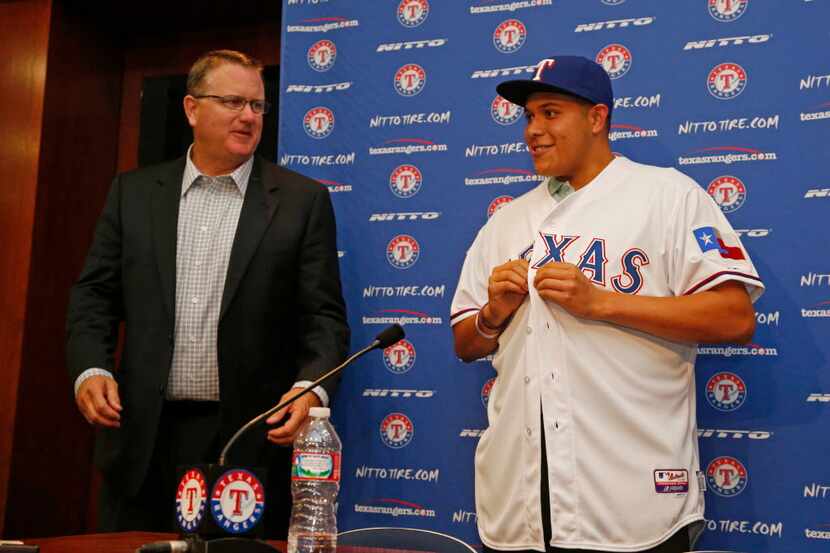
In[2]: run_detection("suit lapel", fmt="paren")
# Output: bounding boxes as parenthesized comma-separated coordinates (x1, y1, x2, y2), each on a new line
(221, 157, 281, 319)
(151, 157, 186, 322)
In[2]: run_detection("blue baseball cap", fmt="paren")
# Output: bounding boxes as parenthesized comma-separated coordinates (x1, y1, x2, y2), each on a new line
(496, 55, 614, 118)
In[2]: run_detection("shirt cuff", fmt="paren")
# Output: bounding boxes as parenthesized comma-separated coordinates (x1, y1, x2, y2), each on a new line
(293, 380, 329, 407)
(74, 368, 115, 396)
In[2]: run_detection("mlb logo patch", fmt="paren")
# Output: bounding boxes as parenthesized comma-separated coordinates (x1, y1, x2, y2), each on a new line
(694, 226, 746, 260)
(654, 469, 689, 493)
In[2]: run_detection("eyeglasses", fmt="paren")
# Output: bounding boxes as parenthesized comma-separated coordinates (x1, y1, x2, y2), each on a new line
(193, 94, 271, 115)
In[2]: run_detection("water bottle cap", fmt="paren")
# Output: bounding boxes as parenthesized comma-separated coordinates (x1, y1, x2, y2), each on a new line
(309, 407, 330, 418)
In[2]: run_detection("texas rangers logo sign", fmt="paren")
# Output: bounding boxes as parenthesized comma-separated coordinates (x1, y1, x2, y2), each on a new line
(708, 0, 748, 22)
(387, 235, 420, 269)
(491, 95, 523, 125)
(210, 469, 265, 534)
(708, 175, 747, 213)
(706, 371, 747, 411)
(303, 107, 335, 139)
(706, 456, 748, 497)
(380, 412, 415, 448)
(394, 64, 426, 96)
(481, 377, 495, 407)
(389, 164, 423, 198)
(488, 196, 514, 218)
(397, 0, 429, 27)
(493, 19, 527, 54)
(383, 339, 416, 374)
(708, 63, 747, 99)
(307, 39, 336, 72)
(176, 469, 207, 532)
(596, 44, 632, 79)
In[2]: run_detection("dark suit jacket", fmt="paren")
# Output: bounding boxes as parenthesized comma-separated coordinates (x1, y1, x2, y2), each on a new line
(66, 155, 350, 499)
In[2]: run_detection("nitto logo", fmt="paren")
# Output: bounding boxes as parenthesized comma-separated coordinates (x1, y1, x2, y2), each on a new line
(386, 235, 420, 269)
(596, 44, 632, 79)
(493, 19, 527, 53)
(377, 38, 447, 52)
(491, 95, 523, 125)
(735, 228, 770, 237)
(708, 175, 747, 213)
(370, 212, 440, 222)
(285, 82, 352, 94)
(698, 429, 771, 440)
(397, 0, 429, 27)
(303, 106, 335, 139)
(706, 456, 748, 497)
(383, 339, 416, 374)
(805, 483, 830, 498)
(684, 34, 770, 50)
(575, 16, 654, 32)
(380, 413, 415, 448)
(363, 389, 435, 398)
(459, 429, 486, 438)
(307, 39, 336, 72)
(708, 0, 749, 22)
(801, 272, 830, 287)
(389, 164, 423, 198)
(805, 188, 830, 198)
(807, 393, 830, 402)
(452, 510, 478, 524)
(394, 64, 426, 96)
(706, 372, 747, 411)
(708, 63, 748, 99)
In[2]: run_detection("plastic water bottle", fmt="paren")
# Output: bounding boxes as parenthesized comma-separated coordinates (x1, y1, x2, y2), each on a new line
(288, 406, 342, 553)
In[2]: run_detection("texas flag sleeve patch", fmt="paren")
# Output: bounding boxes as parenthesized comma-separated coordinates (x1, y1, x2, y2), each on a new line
(693, 226, 746, 260)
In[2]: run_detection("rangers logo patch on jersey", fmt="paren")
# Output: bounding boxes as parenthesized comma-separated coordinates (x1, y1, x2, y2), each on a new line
(394, 64, 426, 96)
(397, 0, 429, 27)
(694, 226, 746, 260)
(708, 0, 748, 22)
(596, 44, 632, 79)
(708, 175, 747, 213)
(210, 469, 265, 534)
(176, 469, 207, 532)
(706, 371, 747, 411)
(303, 107, 335, 139)
(708, 63, 747, 99)
(307, 40, 337, 72)
(706, 456, 748, 497)
(493, 19, 527, 54)
(384, 339, 416, 374)
(488, 196, 514, 218)
(389, 164, 423, 198)
(387, 235, 420, 269)
(380, 412, 415, 448)
(654, 469, 689, 494)
(491, 95, 523, 125)
(481, 377, 495, 407)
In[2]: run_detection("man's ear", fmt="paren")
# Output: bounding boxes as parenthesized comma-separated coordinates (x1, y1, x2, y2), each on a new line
(590, 104, 610, 135)
(183, 95, 198, 127)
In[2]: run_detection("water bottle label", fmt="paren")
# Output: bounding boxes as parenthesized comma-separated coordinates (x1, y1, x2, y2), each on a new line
(292, 451, 341, 482)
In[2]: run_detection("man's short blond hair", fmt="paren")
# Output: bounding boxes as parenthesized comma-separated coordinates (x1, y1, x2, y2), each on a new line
(186, 50, 264, 96)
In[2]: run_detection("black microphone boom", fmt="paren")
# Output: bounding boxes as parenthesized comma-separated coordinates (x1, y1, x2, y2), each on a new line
(218, 324, 405, 465)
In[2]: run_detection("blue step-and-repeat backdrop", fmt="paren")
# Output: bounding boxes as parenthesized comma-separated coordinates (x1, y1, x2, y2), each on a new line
(276, 1, 830, 551)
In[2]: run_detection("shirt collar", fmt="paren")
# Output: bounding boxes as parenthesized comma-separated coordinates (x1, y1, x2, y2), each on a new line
(181, 144, 254, 197)
(546, 177, 575, 201)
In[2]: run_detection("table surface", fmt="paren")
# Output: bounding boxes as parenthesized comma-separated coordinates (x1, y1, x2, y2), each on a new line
(20, 532, 286, 553)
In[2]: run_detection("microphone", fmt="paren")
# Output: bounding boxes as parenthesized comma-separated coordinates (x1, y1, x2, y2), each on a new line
(135, 541, 192, 553)
(218, 324, 405, 465)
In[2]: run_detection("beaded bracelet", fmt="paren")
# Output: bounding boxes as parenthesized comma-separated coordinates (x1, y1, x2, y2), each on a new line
(475, 310, 502, 340)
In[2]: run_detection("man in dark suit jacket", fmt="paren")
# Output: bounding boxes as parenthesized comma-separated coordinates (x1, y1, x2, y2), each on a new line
(66, 50, 349, 537)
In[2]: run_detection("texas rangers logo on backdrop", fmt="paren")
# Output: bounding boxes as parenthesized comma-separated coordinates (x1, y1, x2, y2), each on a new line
(389, 164, 423, 198)
(708, 175, 747, 212)
(384, 339, 416, 374)
(394, 64, 426, 96)
(706, 456, 748, 497)
(694, 226, 746, 260)
(493, 19, 527, 54)
(596, 44, 632, 79)
(708, 63, 748, 99)
(706, 372, 747, 411)
(708, 0, 749, 22)
(387, 235, 420, 269)
(210, 469, 265, 533)
(397, 0, 429, 27)
(303, 106, 334, 139)
(176, 469, 207, 532)
(307, 39, 336, 72)
(488, 196, 514, 218)
(491, 95, 523, 125)
(380, 412, 415, 448)
(481, 377, 495, 407)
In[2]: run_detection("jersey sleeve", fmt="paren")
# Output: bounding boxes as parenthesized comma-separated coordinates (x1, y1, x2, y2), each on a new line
(667, 181, 764, 302)
(450, 226, 491, 327)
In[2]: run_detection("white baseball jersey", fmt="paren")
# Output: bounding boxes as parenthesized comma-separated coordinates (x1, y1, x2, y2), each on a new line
(450, 156, 763, 552)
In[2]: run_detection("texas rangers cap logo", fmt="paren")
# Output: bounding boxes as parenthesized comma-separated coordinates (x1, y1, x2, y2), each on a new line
(708, 63, 747, 99)
(493, 19, 527, 54)
(303, 107, 335, 139)
(596, 44, 632, 79)
(394, 64, 426, 96)
(706, 456, 748, 497)
(380, 412, 415, 448)
(389, 164, 423, 198)
(708, 176, 747, 213)
(176, 469, 207, 533)
(397, 0, 429, 27)
(491, 95, 523, 126)
(706, 371, 747, 411)
(210, 469, 265, 534)
(488, 196, 514, 218)
(708, 0, 748, 22)
(384, 339, 416, 374)
(481, 377, 495, 407)
(307, 39, 337, 72)
(387, 235, 420, 269)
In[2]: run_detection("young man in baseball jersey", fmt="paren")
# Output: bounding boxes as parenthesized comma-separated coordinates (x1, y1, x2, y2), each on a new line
(451, 56, 763, 553)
